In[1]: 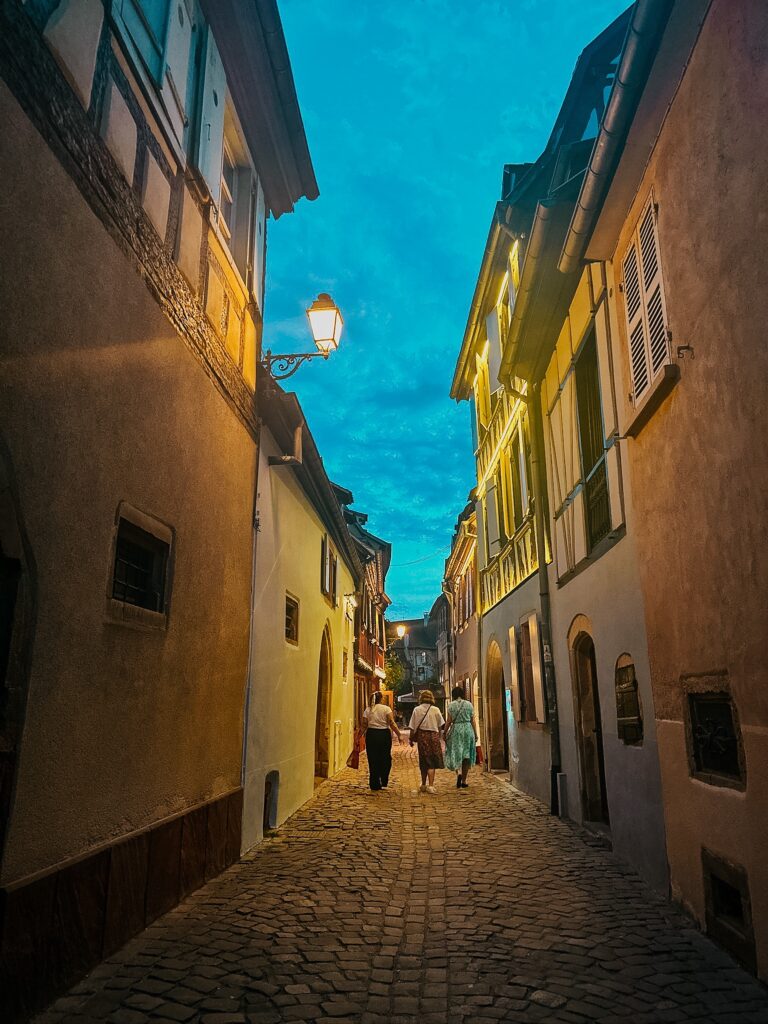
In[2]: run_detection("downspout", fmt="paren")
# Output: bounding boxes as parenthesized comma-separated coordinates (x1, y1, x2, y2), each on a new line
(529, 382, 562, 814)
(558, 0, 673, 273)
(241, 411, 263, 795)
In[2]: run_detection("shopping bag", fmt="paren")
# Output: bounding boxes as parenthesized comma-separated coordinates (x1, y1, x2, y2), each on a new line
(346, 729, 364, 769)
(475, 743, 484, 765)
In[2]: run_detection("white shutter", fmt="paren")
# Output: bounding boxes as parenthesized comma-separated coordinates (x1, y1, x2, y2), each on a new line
(195, 26, 226, 205)
(622, 197, 670, 403)
(484, 485, 500, 557)
(251, 176, 266, 311)
(486, 309, 502, 393)
(160, 1, 192, 144)
(526, 613, 546, 724)
(508, 626, 521, 721)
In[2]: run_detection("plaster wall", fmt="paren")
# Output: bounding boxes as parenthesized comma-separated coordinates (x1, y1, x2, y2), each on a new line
(453, 617, 478, 688)
(547, 532, 668, 891)
(481, 575, 550, 806)
(607, 0, 768, 974)
(0, 82, 254, 884)
(242, 430, 355, 852)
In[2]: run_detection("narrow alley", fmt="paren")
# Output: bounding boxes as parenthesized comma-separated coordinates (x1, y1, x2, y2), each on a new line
(35, 745, 768, 1024)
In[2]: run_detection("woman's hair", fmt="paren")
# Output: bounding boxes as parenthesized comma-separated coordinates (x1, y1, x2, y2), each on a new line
(371, 691, 383, 705)
(451, 685, 466, 701)
(419, 689, 434, 704)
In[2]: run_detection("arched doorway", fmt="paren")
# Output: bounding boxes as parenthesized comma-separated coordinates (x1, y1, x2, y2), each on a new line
(571, 630, 609, 824)
(485, 640, 508, 771)
(314, 626, 332, 781)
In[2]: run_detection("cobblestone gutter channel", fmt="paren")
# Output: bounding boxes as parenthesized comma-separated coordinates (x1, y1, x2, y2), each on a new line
(34, 745, 768, 1023)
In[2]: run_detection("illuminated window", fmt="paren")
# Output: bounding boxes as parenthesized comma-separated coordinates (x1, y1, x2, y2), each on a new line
(285, 594, 299, 645)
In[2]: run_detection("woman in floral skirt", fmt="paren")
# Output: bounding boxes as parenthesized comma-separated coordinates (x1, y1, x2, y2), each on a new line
(444, 684, 479, 789)
(409, 690, 445, 794)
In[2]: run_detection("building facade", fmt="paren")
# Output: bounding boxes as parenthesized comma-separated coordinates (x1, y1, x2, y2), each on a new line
(338, 492, 391, 725)
(450, 7, 669, 889)
(242, 387, 361, 851)
(556, 0, 768, 977)
(0, 1, 315, 1017)
(443, 502, 480, 716)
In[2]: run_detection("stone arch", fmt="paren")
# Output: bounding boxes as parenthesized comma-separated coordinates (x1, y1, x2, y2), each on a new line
(314, 623, 333, 780)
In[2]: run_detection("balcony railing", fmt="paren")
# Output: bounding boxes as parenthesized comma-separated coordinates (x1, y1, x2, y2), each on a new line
(480, 516, 538, 613)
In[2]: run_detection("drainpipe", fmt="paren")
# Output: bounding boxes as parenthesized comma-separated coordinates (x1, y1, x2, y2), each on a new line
(529, 382, 562, 814)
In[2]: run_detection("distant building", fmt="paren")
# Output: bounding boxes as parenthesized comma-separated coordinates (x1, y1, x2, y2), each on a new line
(336, 488, 392, 724)
(443, 501, 480, 709)
(386, 615, 439, 720)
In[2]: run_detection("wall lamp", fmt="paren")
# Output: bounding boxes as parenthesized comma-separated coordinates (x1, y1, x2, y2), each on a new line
(260, 293, 343, 381)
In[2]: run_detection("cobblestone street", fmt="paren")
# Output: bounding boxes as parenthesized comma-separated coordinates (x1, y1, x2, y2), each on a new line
(36, 744, 768, 1024)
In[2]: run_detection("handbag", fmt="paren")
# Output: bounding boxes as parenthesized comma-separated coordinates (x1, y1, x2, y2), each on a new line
(346, 729, 364, 770)
(475, 742, 484, 765)
(409, 706, 431, 746)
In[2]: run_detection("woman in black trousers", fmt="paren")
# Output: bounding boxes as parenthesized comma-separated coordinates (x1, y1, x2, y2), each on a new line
(363, 692, 401, 790)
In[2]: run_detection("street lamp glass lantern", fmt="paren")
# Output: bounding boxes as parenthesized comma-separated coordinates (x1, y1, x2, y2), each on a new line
(396, 624, 406, 639)
(307, 293, 343, 355)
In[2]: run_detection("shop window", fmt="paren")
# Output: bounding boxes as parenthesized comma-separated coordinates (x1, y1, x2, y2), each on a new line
(615, 654, 643, 745)
(285, 594, 299, 645)
(112, 518, 169, 612)
(688, 692, 743, 787)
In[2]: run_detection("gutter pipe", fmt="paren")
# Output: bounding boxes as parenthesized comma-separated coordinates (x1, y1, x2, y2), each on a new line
(558, 0, 673, 273)
(529, 382, 562, 815)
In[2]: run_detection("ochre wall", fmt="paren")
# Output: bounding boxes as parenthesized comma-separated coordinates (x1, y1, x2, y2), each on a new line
(0, 79, 255, 885)
(241, 428, 356, 851)
(608, 0, 768, 977)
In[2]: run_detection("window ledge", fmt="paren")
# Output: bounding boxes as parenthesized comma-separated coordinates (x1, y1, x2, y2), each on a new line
(105, 598, 168, 632)
(626, 363, 680, 438)
(556, 524, 626, 588)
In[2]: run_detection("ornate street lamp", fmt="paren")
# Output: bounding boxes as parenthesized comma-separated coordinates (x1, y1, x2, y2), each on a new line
(260, 293, 343, 382)
(396, 624, 407, 639)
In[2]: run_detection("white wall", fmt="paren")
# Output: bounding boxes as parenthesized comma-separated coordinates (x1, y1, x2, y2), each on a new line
(241, 428, 355, 851)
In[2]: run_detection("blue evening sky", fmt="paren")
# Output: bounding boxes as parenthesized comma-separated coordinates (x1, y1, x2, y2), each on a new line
(266, 0, 627, 619)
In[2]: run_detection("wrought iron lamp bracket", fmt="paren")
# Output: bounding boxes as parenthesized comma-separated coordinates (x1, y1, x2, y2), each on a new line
(260, 349, 330, 382)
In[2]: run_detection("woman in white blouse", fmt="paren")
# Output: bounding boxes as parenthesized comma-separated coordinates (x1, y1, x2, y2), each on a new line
(408, 690, 445, 794)
(363, 692, 401, 791)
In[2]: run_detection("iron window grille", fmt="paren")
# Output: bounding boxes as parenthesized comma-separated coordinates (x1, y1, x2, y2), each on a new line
(112, 519, 168, 612)
(688, 692, 743, 785)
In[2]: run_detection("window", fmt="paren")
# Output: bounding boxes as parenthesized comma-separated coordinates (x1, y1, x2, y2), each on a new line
(615, 655, 643, 745)
(219, 142, 236, 241)
(575, 329, 610, 550)
(621, 196, 670, 404)
(285, 594, 299, 644)
(120, 0, 171, 83)
(688, 692, 743, 786)
(320, 534, 338, 606)
(112, 518, 169, 612)
(702, 849, 755, 972)
(518, 621, 537, 723)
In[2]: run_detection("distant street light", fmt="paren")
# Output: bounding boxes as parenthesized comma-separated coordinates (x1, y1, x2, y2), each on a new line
(396, 624, 407, 639)
(260, 293, 343, 381)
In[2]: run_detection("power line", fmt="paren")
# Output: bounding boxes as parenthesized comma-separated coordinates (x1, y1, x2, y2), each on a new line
(391, 547, 449, 568)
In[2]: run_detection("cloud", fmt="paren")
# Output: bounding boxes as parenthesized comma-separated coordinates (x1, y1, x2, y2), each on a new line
(268, 0, 629, 616)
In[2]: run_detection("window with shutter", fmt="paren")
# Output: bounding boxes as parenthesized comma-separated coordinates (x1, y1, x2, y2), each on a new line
(194, 26, 226, 206)
(621, 196, 670, 404)
(121, 0, 171, 82)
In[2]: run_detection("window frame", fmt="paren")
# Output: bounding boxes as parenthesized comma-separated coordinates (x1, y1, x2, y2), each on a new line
(285, 593, 300, 646)
(107, 504, 174, 631)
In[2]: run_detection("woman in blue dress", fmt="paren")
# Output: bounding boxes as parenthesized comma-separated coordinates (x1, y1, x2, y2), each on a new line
(444, 684, 479, 789)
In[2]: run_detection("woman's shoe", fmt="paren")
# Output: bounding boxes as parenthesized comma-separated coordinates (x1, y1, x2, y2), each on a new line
(419, 784, 427, 792)
(426, 785, 437, 794)
(456, 774, 462, 789)
(459, 781, 469, 788)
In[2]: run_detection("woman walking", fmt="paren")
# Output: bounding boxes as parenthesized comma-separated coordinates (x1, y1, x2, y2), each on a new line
(409, 690, 445, 794)
(363, 692, 401, 791)
(445, 684, 479, 788)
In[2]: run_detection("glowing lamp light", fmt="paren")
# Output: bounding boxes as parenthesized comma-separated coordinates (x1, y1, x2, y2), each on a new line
(396, 624, 406, 639)
(307, 293, 343, 356)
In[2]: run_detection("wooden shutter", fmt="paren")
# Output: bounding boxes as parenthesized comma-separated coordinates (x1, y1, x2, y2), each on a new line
(486, 309, 502, 393)
(121, 0, 169, 81)
(507, 626, 521, 721)
(160, 0, 193, 144)
(250, 176, 266, 311)
(320, 535, 327, 593)
(194, 25, 226, 205)
(622, 197, 669, 403)
(526, 613, 546, 724)
(331, 555, 338, 607)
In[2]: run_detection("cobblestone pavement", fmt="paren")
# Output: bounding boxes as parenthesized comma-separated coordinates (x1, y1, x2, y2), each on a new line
(35, 742, 768, 1024)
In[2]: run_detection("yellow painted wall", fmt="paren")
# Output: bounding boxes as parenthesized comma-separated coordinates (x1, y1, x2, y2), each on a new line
(241, 428, 356, 851)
